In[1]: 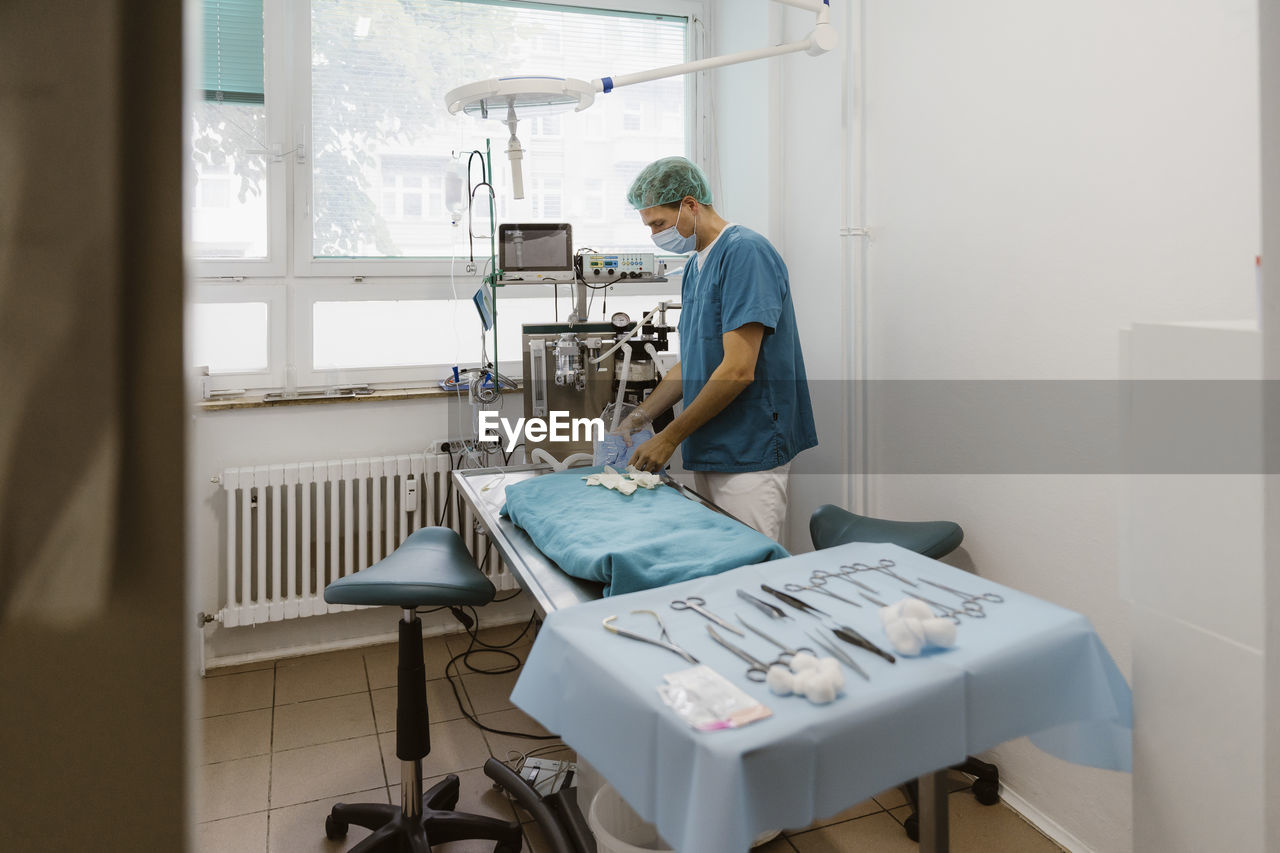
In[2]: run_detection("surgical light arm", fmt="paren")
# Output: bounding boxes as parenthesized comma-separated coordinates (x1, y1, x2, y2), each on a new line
(444, 1, 835, 197)
(590, 3, 835, 96)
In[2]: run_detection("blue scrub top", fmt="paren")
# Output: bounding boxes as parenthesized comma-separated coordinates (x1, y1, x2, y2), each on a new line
(676, 225, 818, 472)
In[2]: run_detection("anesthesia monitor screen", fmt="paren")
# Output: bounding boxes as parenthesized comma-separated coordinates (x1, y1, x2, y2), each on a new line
(498, 223, 573, 274)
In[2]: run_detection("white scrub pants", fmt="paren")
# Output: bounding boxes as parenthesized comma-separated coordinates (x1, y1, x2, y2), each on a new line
(694, 463, 791, 543)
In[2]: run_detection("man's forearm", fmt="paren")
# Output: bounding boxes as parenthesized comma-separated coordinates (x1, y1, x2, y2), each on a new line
(659, 367, 752, 445)
(636, 362, 683, 421)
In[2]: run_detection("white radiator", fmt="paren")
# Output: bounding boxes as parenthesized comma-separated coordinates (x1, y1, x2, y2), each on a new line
(212, 452, 514, 628)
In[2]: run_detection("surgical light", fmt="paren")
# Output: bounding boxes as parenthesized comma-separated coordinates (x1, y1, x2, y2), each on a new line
(444, 0, 836, 199)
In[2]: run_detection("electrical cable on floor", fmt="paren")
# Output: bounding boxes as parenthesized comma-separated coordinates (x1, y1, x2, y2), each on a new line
(442, 608, 559, 740)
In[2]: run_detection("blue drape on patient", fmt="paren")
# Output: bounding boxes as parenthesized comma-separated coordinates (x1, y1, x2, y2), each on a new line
(500, 467, 790, 596)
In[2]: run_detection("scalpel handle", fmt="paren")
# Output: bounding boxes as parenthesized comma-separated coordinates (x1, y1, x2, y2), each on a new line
(761, 584, 827, 617)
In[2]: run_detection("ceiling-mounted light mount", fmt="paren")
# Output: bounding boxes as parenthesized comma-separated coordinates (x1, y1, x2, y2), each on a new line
(445, 0, 835, 198)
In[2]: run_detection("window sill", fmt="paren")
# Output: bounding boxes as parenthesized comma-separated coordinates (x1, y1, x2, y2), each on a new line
(197, 383, 522, 412)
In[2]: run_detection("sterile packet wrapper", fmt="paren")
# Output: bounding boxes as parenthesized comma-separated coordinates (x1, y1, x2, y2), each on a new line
(657, 665, 772, 731)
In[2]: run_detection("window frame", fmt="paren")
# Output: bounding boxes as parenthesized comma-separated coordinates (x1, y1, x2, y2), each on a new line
(189, 281, 288, 391)
(290, 0, 703, 278)
(293, 278, 681, 387)
(190, 0, 705, 391)
(190, 0, 290, 278)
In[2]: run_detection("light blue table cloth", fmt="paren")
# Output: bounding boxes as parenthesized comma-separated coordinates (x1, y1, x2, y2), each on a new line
(510, 542, 1131, 853)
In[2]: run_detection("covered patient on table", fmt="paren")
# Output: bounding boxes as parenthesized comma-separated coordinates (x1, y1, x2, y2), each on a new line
(500, 465, 788, 596)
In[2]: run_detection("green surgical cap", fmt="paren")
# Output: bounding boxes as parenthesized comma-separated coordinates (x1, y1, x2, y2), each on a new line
(626, 156, 713, 209)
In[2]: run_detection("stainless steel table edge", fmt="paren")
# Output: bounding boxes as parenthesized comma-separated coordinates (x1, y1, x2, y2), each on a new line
(451, 463, 603, 618)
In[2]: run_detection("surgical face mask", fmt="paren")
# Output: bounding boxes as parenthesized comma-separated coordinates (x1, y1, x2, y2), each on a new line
(651, 206, 696, 254)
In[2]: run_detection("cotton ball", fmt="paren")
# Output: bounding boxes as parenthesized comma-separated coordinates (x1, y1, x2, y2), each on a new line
(802, 671, 839, 704)
(791, 668, 817, 697)
(879, 601, 904, 626)
(817, 657, 845, 691)
(766, 664, 795, 696)
(901, 598, 934, 621)
(884, 618, 925, 656)
(789, 651, 820, 673)
(921, 617, 957, 648)
(899, 616, 926, 642)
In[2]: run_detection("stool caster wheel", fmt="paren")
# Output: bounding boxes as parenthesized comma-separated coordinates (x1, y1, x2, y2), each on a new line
(325, 812, 348, 840)
(903, 813, 919, 842)
(973, 779, 1000, 806)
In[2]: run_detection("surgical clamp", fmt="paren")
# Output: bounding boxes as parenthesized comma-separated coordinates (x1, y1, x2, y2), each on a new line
(735, 615, 815, 665)
(901, 590, 979, 622)
(671, 596, 744, 636)
(842, 558, 918, 588)
(603, 611, 699, 664)
(706, 626, 773, 682)
(920, 577, 1004, 608)
(813, 569, 889, 607)
(778, 573, 860, 607)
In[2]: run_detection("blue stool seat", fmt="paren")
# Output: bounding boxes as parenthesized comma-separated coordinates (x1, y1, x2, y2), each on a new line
(324, 527, 496, 608)
(319, 527, 522, 853)
(809, 503, 964, 560)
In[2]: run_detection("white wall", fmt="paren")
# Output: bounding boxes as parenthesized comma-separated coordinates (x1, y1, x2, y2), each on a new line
(713, 1, 1263, 852)
(711, 0, 853, 550)
(857, 3, 1259, 851)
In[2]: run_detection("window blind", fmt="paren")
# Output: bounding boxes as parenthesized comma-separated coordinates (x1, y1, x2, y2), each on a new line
(202, 0, 265, 104)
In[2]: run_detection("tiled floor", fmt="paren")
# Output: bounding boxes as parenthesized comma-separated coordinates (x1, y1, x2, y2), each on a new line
(198, 623, 1066, 852)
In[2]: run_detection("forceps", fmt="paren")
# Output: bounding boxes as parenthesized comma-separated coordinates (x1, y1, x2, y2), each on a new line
(707, 626, 773, 682)
(761, 586, 897, 664)
(901, 591, 979, 622)
(603, 611, 699, 664)
(736, 615, 815, 665)
(784, 577, 863, 608)
(842, 559, 918, 588)
(804, 629, 869, 681)
(921, 578, 1004, 610)
(671, 596, 745, 636)
(737, 589, 791, 621)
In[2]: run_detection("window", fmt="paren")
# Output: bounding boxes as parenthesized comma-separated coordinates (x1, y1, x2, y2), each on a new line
(192, 302, 270, 374)
(189, 0, 700, 392)
(305, 0, 688, 261)
(191, 0, 272, 262)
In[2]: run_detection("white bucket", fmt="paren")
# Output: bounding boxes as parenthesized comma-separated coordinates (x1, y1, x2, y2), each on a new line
(587, 783, 674, 853)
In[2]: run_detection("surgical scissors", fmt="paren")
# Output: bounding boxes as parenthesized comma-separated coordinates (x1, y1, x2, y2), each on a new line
(671, 596, 744, 636)
(842, 558, 918, 588)
(706, 626, 773, 682)
(921, 578, 1004, 608)
(603, 611, 699, 664)
(901, 591, 979, 622)
(735, 615, 815, 665)
(784, 577, 863, 608)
